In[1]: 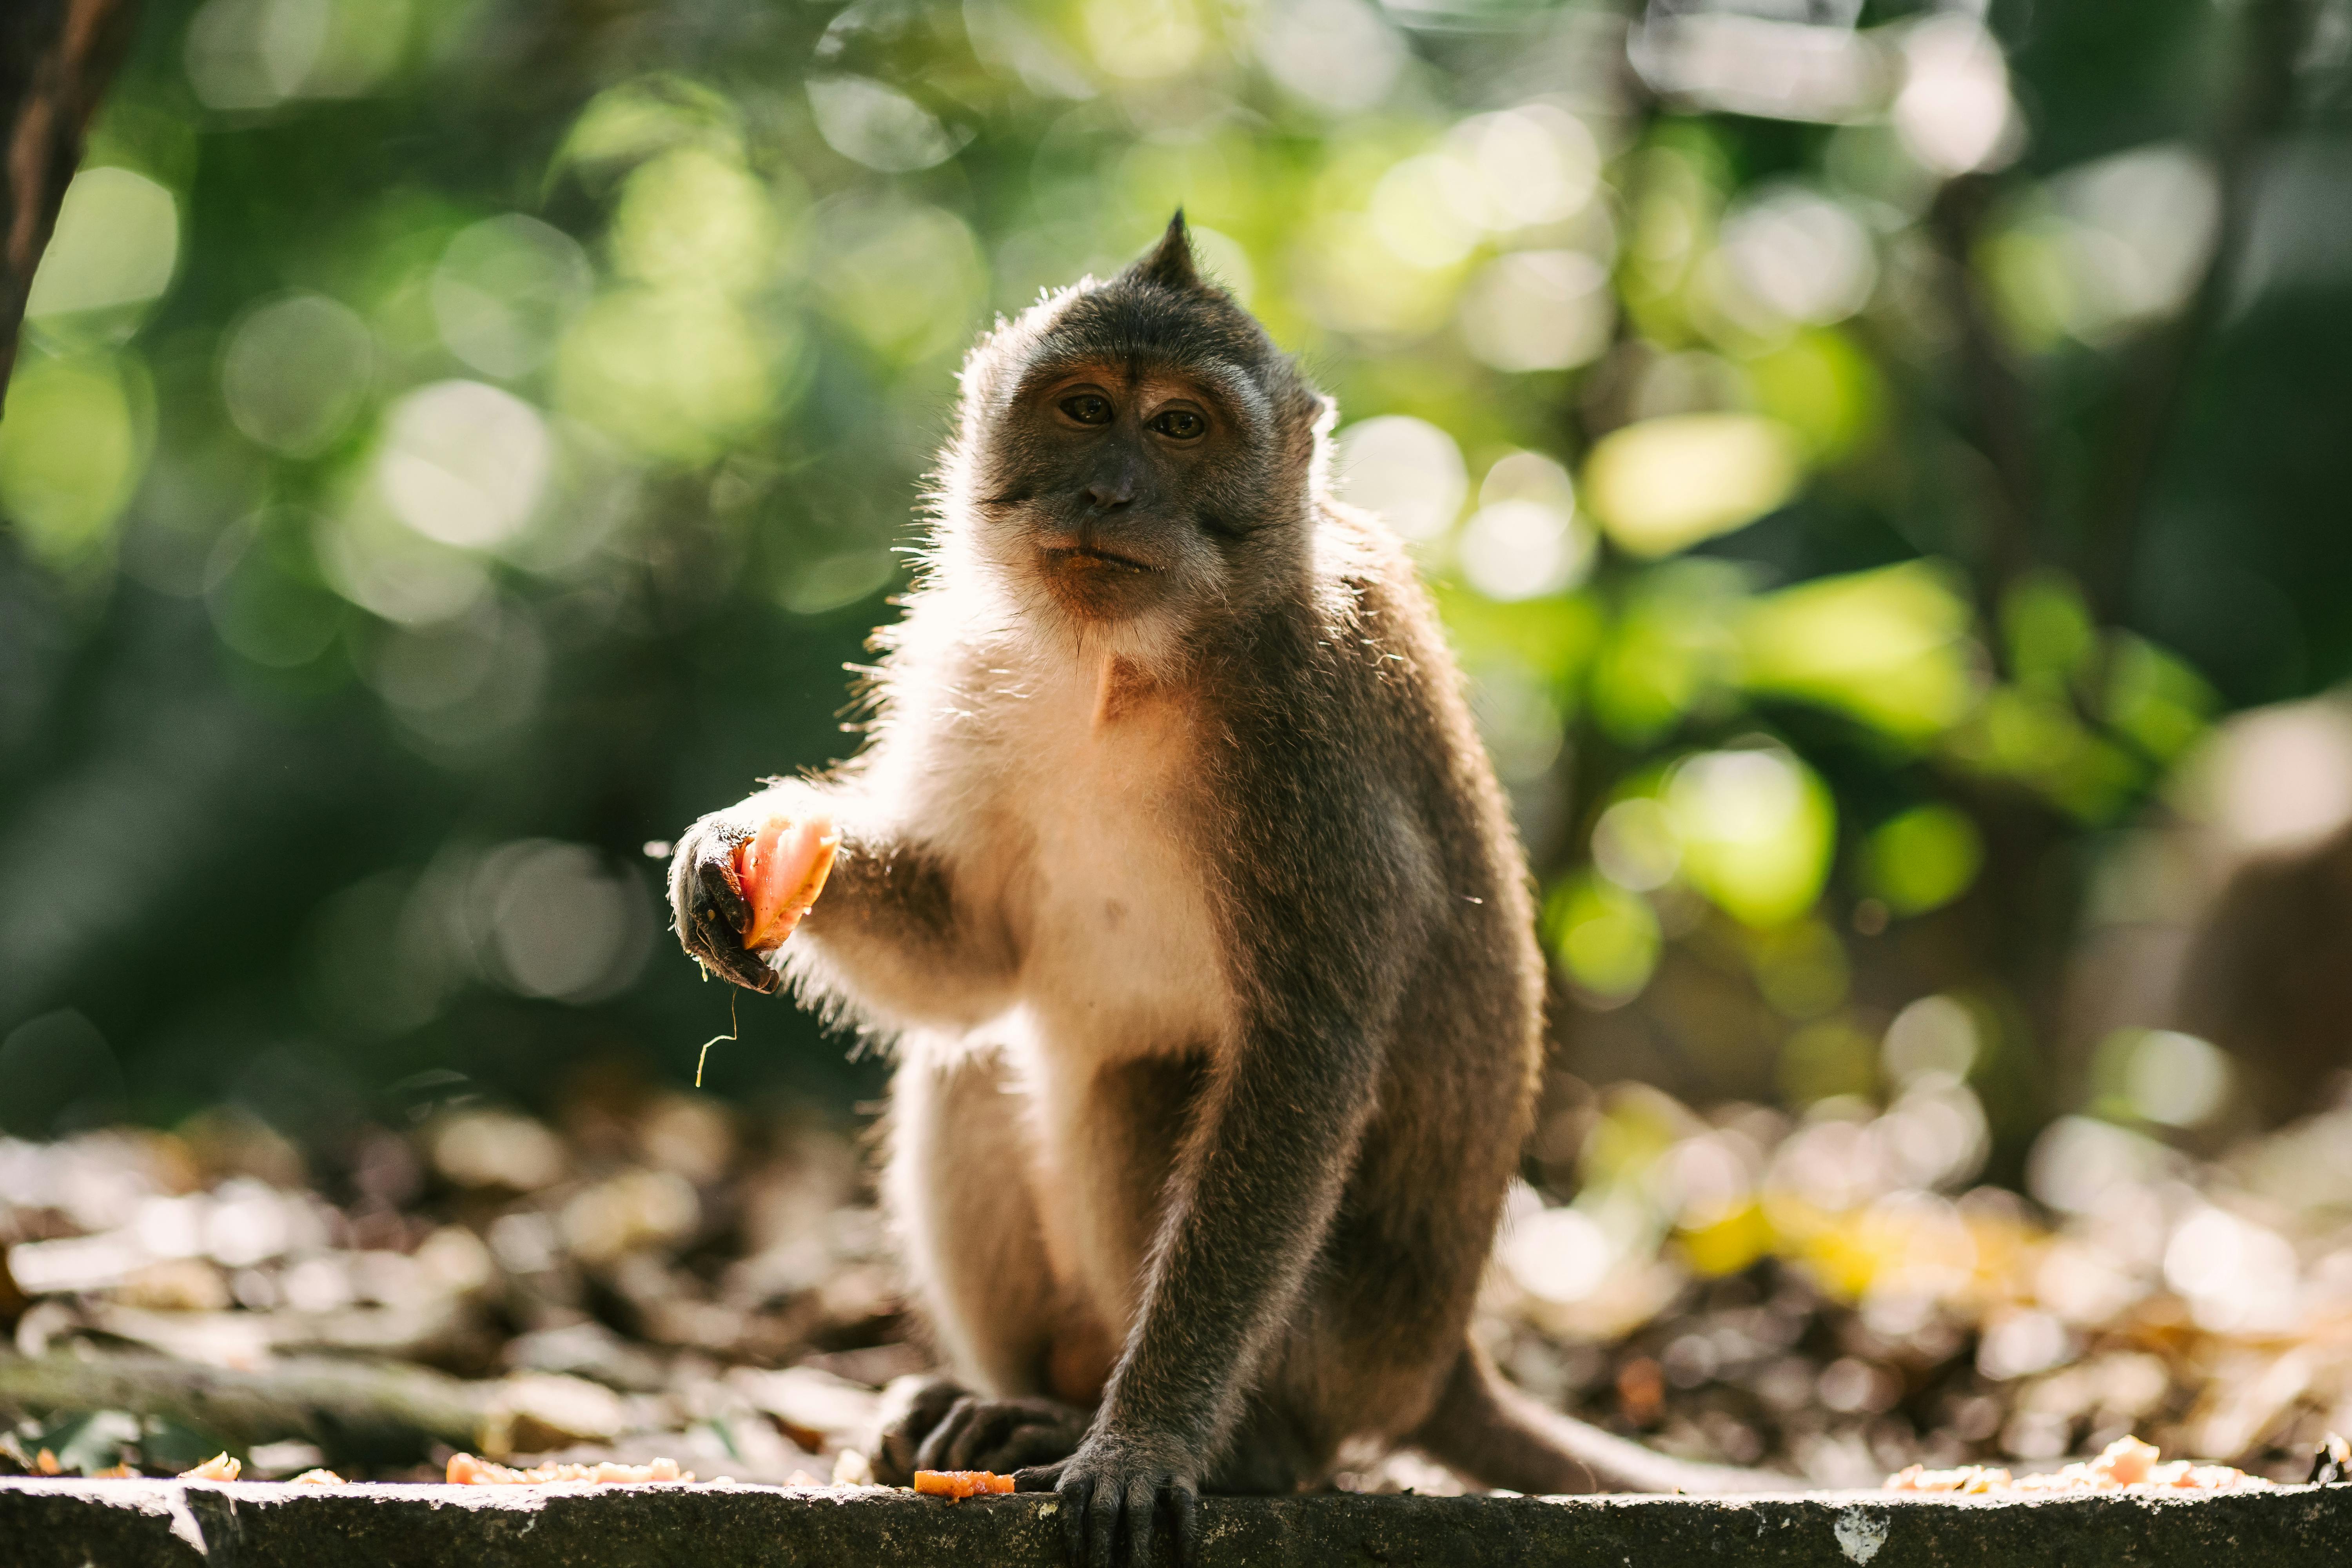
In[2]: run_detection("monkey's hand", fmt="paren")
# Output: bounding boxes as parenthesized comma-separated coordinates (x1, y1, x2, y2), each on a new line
(667, 803, 838, 993)
(1017, 1428, 1200, 1568)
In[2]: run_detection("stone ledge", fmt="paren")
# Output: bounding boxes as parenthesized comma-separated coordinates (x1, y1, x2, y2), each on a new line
(3, 1478, 2347, 1567)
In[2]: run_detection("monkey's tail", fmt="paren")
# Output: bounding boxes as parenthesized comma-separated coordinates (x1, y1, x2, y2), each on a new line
(1408, 1341, 1793, 1495)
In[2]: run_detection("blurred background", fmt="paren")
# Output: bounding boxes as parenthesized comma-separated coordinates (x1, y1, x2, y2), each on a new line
(5, 0, 2352, 1492)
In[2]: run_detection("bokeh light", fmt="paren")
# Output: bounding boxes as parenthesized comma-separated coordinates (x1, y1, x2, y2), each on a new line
(184, 0, 412, 112)
(1083, 0, 1207, 80)
(807, 76, 970, 173)
(1332, 415, 1465, 543)
(1583, 414, 1803, 559)
(0, 356, 147, 565)
(432, 216, 593, 381)
(1882, 996, 1980, 1087)
(221, 294, 374, 457)
(812, 198, 986, 364)
(1547, 873, 1663, 1005)
(1739, 562, 1975, 741)
(1459, 250, 1614, 373)
(1714, 184, 1877, 330)
(1893, 15, 2021, 178)
(1254, 0, 1406, 114)
(556, 290, 784, 464)
(22, 169, 178, 323)
(1665, 747, 1836, 929)
(1862, 805, 1984, 917)
(377, 381, 550, 551)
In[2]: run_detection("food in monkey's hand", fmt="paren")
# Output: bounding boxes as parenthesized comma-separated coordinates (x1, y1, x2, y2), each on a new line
(1886, 1435, 2272, 1494)
(913, 1468, 1016, 1499)
(736, 812, 840, 953)
(445, 1453, 695, 1485)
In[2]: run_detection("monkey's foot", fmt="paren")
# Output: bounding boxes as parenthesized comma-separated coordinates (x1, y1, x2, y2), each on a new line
(874, 1377, 1089, 1485)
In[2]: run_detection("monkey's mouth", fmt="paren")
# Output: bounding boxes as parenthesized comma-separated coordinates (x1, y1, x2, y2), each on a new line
(1034, 542, 1166, 622)
(1038, 544, 1158, 575)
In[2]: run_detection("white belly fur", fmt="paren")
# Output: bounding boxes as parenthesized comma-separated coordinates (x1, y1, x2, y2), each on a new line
(958, 651, 1231, 1061)
(928, 650, 1229, 1327)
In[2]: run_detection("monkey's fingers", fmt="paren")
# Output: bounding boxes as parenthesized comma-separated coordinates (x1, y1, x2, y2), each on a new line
(687, 907, 782, 993)
(1088, 1475, 1118, 1568)
(1012, 1461, 1064, 1492)
(695, 853, 753, 937)
(1120, 1474, 1158, 1568)
(915, 1395, 987, 1472)
(1048, 1468, 1091, 1565)
(1171, 1481, 1200, 1568)
(923, 1397, 1080, 1473)
(995, 1424, 1081, 1472)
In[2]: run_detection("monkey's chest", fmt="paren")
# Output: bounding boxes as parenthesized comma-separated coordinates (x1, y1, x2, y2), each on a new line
(996, 720, 1230, 1055)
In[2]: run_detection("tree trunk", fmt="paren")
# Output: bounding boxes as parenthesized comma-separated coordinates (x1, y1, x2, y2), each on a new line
(0, 0, 138, 410)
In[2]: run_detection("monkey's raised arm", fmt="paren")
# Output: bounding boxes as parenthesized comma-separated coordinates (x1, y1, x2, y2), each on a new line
(668, 782, 1017, 1027)
(1033, 756, 1428, 1564)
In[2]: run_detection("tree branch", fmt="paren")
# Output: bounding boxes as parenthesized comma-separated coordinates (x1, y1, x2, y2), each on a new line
(0, 0, 139, 409)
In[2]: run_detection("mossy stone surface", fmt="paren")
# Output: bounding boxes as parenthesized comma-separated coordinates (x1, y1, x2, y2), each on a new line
(3, 1478, 2348, 1566)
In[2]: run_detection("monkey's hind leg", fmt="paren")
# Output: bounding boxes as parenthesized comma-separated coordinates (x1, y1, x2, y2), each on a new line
(875, 1033, 1091, 1483)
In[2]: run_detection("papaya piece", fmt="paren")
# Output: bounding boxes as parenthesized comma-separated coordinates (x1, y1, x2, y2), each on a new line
(913, 1468, 1015, 1499)
(735, 812, 840, 953)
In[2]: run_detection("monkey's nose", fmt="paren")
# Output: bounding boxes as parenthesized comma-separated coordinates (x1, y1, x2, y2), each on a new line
(1083, 479, 1134, 511)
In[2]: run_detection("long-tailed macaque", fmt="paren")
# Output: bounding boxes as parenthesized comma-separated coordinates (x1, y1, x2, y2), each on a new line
(670, 215, 1771, 1565)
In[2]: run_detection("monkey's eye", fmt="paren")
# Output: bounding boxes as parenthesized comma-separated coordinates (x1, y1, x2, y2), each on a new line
(1149, 408, 1206, 441)
(1060, 393, 1114, 426)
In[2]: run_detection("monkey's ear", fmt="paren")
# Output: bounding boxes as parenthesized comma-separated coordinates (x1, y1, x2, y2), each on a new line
(1130, 210, 1200, 291)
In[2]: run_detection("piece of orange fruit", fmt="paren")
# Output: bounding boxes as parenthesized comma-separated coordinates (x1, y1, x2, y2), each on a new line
(736, 812, 840, 953)
(913, 1468, 1015, 1499)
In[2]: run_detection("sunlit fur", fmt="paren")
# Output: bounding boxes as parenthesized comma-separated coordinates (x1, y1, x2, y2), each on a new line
(668, 217, 1777, 1521)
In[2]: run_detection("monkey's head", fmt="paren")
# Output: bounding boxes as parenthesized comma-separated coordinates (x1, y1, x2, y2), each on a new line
(936, 213, 1334, 663)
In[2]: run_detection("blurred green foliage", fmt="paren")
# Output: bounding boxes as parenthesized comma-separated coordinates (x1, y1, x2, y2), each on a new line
(2, 0, 2347, 1174)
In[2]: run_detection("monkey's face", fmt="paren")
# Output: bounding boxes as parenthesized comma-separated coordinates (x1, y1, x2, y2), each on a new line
(984, 359, 1252, 632)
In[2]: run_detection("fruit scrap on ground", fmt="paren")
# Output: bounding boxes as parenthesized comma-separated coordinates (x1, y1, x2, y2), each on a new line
(913, 1469, 1016, 1499)
(178, 1454, 242, 1481)
(1886, 1435, 2272, 1494)
(737, 813, 840, 953)
(446, 1453, 695, 1485)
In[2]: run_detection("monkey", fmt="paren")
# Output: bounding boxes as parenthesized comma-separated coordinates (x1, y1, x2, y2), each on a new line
(669, 214, 1776, 1565)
